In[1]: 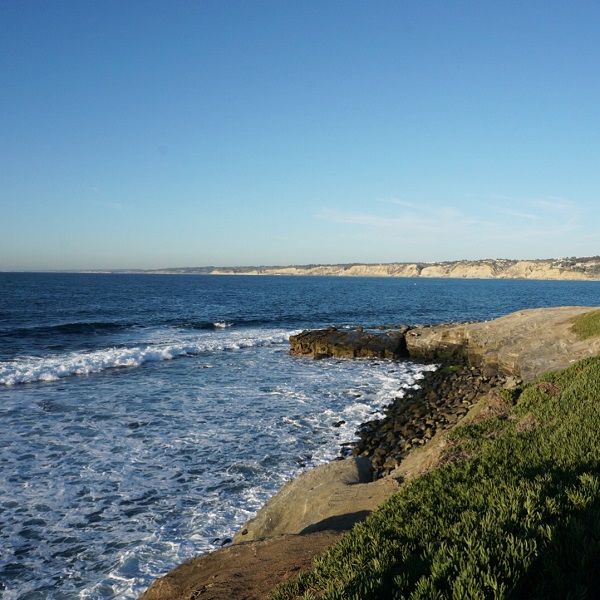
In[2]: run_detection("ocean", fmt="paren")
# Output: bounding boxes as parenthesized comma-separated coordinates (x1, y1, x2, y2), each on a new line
(1, 273, 598, 599)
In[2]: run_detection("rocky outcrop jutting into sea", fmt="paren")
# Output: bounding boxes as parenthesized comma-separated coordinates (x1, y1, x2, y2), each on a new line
(289, 326, 410, 360)
(290, 306, 600, 380)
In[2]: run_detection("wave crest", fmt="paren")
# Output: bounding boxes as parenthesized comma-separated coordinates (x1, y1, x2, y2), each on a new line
(0, 330, 296, 386)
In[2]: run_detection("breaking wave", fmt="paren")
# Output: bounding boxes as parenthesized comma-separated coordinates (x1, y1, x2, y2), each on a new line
(0, 329, 296, 386)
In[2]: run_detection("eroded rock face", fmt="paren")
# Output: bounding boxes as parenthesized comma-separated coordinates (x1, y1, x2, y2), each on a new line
(208, 258, 600, 280)
(292, 307, 600, 381)
(457, 306, 600, 380)
(290, 327, 410, 360)
(233, 457, 400, 543)
(405, 324, 469, 362)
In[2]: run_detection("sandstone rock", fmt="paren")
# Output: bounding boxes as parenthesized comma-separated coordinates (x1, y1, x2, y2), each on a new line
(232, 457, 400, 543)
(405, 306, 600, 381)
(405, 323, 469, 361)
(290, 307, 600, 380)
(210, 258, 600, 280)
(460, 306, 600, 380)
(140, 530, 342, 600)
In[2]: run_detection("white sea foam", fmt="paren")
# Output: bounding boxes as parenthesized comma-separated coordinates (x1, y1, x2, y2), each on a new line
(0, 329, 297, 386)
(0, 340, 437, 599)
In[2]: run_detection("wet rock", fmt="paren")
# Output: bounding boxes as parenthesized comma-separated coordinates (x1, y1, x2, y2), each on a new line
(343, 364, 496, 477)
(289, 327, 410, 360)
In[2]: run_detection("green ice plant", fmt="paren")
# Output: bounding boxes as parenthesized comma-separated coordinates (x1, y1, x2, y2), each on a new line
(572, 309, 600, 339)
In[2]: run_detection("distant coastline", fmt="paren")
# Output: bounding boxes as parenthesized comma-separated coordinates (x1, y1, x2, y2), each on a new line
(75, 256, 600, 280)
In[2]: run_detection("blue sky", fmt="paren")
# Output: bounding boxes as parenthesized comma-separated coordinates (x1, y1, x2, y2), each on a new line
(1, 1, 599, 270)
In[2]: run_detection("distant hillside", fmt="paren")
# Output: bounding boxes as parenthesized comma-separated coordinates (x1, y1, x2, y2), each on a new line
(146, 257, 600, 280)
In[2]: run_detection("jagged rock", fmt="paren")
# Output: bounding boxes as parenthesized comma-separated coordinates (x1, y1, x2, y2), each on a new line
(289, 327, 409, 360)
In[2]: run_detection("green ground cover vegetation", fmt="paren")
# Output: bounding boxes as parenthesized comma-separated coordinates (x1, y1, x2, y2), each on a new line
(572, 310, 600, 340)
(270, 356, 600, 599)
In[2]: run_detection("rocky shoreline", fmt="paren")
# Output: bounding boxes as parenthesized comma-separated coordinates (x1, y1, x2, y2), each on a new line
(140, 360, 515, 600)
(349, 364, 516, 478)
(141, 306, 600, 600)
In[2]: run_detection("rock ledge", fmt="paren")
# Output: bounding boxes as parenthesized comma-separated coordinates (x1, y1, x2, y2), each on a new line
(291, 307, 600, 381)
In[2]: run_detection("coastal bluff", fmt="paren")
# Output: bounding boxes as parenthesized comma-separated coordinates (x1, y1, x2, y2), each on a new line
(146, 256, 600, 280)
(140, 306, 600, 600)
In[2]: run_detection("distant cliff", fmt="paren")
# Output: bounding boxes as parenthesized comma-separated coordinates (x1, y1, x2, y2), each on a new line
(152, 257, 600, 280)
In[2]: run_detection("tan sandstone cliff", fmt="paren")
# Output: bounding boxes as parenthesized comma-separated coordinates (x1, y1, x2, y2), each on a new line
(209, 258, 599, 280)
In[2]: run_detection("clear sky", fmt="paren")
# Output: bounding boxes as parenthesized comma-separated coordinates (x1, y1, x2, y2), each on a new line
(1, 1, 599, 270)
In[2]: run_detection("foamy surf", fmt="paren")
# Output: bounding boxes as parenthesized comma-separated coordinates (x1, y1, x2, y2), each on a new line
(0, 329, 299, 386)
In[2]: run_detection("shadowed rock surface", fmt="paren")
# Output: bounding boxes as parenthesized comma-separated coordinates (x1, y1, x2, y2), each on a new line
(290, 326, 409, 359)
(233, 457, 399, 543)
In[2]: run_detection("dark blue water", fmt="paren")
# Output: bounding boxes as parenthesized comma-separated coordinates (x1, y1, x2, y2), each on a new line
(0, 273, 598, 598)
(2, 273, 598, 354)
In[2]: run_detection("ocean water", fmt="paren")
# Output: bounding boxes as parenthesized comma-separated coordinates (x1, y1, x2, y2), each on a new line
(0, 273, 598, 599)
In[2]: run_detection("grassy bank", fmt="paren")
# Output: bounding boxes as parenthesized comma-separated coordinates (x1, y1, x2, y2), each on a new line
(572, 309, 600, 339)
(270, 356, 600, 599)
